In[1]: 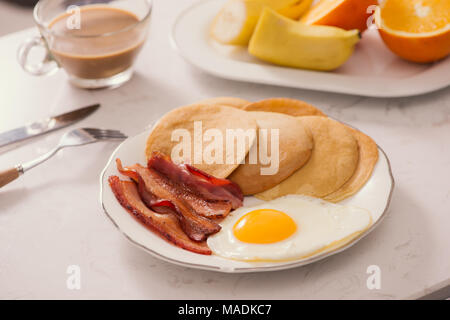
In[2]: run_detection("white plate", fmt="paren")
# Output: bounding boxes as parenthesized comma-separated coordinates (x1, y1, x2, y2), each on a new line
(99, 128, 394, 273)
(171, 0, 450, 97)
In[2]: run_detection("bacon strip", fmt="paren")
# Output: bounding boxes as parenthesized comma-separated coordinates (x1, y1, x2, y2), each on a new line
(148, 152, 244, 215)
(111, 154, 244, 251)
(108, 176, 211, 255)
(133, 165, 222, 241)
(185, 164, 243, 207)
(117, 155, 243, 219)
(116, 159, 221, 241)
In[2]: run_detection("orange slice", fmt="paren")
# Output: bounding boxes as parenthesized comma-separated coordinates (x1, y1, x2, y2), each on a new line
(300, 0, 378, 32)
(375, 0, 450, 63)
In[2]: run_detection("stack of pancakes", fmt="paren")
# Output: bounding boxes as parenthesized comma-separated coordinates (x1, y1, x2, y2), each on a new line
(146, 97, 378, 203)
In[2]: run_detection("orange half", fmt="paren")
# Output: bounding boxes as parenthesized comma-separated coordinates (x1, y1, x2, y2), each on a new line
(375, 0, 450, 63)
(300, 0, 378, 32)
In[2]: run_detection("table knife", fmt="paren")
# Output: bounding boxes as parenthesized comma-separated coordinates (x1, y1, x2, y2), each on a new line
(0, 103, 100, 148)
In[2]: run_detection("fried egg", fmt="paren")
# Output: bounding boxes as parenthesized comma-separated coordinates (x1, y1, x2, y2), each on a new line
(207, 195, 372, 262)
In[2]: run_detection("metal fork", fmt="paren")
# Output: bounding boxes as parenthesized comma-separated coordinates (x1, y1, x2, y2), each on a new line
(0, 128, 127, 188)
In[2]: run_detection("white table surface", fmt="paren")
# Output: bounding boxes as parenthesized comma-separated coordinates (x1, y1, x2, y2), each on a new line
(0, 0, 449, 300)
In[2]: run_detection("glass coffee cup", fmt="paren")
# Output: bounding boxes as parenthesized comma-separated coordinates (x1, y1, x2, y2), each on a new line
(18, 0, 152, 89)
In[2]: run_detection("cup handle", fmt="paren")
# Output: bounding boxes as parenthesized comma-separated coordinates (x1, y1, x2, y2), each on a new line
(17, 36, 59, 76)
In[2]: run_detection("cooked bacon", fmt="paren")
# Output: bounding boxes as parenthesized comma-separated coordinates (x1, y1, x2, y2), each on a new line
(111, 154, 244, 251)
(185, 164, 243, 207)
(116, 160, 161, 209)
(148, 152, 243, 213)
(133, 165, 222, 241)
(117, 157, 238, 219)
(108, 176, 211, 255)
(116, 159, 139, 182)
(116, 159, 221, 241)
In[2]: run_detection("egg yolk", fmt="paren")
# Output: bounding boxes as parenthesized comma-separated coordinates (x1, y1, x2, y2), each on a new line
(233, 209, 297, 244)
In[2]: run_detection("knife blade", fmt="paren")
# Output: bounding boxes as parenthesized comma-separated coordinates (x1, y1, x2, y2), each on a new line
(0, 103, 100, 148)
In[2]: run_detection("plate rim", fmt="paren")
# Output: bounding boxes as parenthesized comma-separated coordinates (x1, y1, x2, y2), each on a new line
(170, 0, 450, 98)
(99, 129, 395, 273)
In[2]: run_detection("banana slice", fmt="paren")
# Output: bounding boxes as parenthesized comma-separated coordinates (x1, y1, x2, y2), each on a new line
(210, 0, 310, 46)
(278, 0, 314, 20)
(248, 8, 360, 71)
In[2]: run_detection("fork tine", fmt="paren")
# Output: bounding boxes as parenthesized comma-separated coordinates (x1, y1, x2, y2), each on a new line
(96, 137, 127, 140)
(83, 128, 124, 135)
(82, 128, 127, 140)
(95, 133, 127, 139)
(94, 131, 126, 136)
(96, 133, 127, 139)
(92, 129, 120, 134)
(103, 131, 126, 137)
(83, 128, 121, 134)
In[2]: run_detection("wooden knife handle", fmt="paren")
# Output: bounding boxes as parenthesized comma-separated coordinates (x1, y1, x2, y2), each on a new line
(0, 167, 20, 188)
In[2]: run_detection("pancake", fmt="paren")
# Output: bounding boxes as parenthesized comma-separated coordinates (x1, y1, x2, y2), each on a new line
(196, 97, 251, 109)
(246, 100, 378, 201)
(146, 104, 257, 178)
(256, 116, 359, 200)
(324, 128, 379, 202)
(243, 98, 326, 117)
(228, 112, 313, 195)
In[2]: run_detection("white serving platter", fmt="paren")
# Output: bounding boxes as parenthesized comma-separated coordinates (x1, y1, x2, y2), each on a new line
(99, 127, 394, 273)
(171, 0, 450, 98)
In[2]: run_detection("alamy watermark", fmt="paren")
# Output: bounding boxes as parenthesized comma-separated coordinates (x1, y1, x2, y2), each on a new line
(66, 5, 81, 30)
(66, 265, 81, 290)
(366, 265, 381, 290)
(170, 121, 280, 175)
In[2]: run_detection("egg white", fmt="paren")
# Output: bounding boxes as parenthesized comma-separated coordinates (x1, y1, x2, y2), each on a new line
(207, 195, 372, 262)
